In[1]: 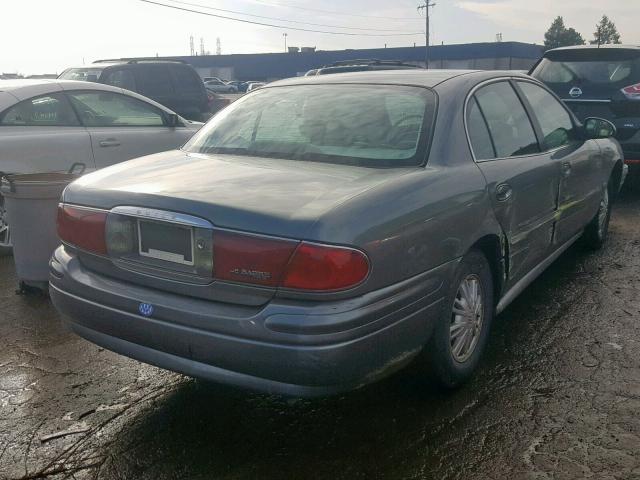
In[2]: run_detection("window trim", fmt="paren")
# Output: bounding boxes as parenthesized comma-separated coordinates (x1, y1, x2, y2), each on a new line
(64, 89, 173, 128)
(0, 92, 82, 127)
(464, 77, 543, 163)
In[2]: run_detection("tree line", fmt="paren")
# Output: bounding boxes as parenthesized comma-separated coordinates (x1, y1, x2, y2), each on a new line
(544, 15, 622, 51)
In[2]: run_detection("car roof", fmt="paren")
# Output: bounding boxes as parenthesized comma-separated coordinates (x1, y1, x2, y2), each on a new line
(267, 69, 532, 89)
(0, 79, 124, 96)
(545, 44, 640, 54)
(0, 79, 176, 115)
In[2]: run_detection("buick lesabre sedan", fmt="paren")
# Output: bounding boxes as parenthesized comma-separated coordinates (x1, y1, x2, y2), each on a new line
(50, 70, 624, 396)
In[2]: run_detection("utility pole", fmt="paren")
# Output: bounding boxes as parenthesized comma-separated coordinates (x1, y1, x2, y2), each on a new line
(283, 33, 288, 52)
(417, 1, 436, 69)
(190, 35, 195, 56)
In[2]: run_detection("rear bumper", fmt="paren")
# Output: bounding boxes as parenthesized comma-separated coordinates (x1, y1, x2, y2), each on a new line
(50, 246, 452, 396)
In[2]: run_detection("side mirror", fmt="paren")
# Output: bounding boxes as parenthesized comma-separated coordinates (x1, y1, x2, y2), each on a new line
(166, 113, 179, 128)
(583, 117, 616, 139)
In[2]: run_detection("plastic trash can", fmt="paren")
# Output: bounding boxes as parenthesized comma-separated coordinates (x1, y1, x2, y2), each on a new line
(0, 172, 79, 291)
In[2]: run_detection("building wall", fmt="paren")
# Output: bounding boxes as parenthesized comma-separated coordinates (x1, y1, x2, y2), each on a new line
(126, 41, 544, 81)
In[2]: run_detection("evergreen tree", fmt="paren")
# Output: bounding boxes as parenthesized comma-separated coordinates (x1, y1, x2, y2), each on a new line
(544, 17, 586, 51)
(590, 15, 622, 45)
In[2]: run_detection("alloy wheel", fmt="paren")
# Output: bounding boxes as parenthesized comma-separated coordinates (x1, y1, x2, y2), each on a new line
(598, 187, 610, 238)
(450, 274, 484, 363)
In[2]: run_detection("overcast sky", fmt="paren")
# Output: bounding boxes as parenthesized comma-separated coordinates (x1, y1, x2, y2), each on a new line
(2, 0, 639, 75)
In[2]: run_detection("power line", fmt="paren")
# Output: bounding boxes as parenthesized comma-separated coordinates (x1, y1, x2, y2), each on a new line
(248, 0, 423, 21)
(137, 0, 423, 36)
(167, 0, 417, 32)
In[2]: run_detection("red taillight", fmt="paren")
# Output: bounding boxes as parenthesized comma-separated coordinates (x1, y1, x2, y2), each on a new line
(622, 83, 640, 100)
(57, 204, 107, 255)
(212, 232, 369, 291)
(213, 231, 298, 287)
(282, 243, 369, 291)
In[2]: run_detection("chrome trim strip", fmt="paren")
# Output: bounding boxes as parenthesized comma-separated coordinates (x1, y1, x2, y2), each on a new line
(561, 99, 612, 104)
(495, 231, 582, 315)
(110, 206, 213, 229)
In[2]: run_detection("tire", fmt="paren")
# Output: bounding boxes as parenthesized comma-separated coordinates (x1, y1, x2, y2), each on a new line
(582, 181, 612, 250)
(0, 245, 11, 257)
(425, 250, 494, 389)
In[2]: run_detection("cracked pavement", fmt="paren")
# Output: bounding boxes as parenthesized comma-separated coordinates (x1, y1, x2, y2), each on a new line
(1, 189, 639, 480)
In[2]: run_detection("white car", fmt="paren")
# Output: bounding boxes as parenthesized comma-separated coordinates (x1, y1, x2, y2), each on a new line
(0, 79, 202, 253)
(204, 79, 237, 93)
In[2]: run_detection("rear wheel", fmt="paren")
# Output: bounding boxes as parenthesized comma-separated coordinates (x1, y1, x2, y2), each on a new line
(425, 250, 494, 388)
(583, 181, 612, 250)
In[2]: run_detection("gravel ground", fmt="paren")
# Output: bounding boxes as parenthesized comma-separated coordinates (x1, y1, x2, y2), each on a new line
(1, 189, 639, 480)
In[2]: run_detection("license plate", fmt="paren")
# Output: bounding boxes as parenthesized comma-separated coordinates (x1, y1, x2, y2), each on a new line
(138, 219, 194, 266)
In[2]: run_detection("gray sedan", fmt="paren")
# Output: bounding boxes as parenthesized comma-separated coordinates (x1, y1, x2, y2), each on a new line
(50, 70, 624, 396)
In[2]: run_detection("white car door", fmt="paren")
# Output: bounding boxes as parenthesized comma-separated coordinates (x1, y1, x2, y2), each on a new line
(65, 90, 197, 169)
(0, 92, 94, 174)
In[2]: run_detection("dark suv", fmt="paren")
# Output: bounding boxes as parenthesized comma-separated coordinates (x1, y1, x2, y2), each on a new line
(59, 60, 210, 121)
(307, 59, 422, 76)
(531, 45, 640, 167)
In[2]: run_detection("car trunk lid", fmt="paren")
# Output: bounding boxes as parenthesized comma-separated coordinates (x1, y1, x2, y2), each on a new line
(62, 151, 413, 305)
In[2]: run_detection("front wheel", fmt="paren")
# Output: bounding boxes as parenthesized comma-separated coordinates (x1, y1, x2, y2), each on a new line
(582, 182, 612, 250)
(424, 250, 494, 389)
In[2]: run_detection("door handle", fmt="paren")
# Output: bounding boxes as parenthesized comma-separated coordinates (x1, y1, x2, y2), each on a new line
(561, 162, 572, 178)
(99, 138, 121, 147)
(496, 183, 513, 202)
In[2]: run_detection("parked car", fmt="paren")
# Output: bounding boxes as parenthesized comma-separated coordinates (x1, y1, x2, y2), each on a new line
(0, 79, 202, 254)
(531, 45, 640, 171)
(226, 81, 249, 93)
(307, 59, 422, 76)
(246, 82, 266, 92)
(204, 79, 238, 93)
(59, 60, 210, 121)
(50, 70, 624, 397)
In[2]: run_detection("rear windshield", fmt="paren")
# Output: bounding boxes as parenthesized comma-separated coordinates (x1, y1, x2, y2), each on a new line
(59, 68, 104, 82)
(533, 50, 640, 86)
(184, 84, 435, 167)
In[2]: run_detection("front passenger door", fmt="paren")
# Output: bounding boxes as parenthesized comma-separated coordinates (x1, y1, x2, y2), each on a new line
(66, 91, 192, 168)
(469, 81, 559, 288)
(515, 80, 603, 245)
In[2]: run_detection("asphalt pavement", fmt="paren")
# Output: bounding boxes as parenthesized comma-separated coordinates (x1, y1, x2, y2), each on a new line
(1, 188, 639, 480)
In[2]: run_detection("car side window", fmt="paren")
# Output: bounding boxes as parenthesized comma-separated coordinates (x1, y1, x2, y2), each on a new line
(173, 67, 202, 94)
(466, 97, 496, 160)
(66, 91, 165, 127)
(0, 93, 79, 126)
(137, 66, 174, 97)
(474, 81, 540, 158)
(517, 81, 575, 151)
(102, 69, 136, 92)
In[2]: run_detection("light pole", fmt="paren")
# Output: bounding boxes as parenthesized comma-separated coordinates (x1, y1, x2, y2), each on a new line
(417, 1, 436, 69)
(283, 33, 288, 52)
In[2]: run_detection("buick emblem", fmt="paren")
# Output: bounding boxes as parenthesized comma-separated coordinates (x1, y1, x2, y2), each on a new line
(138, 303, 154, 317)
(569, 87, 583, 98)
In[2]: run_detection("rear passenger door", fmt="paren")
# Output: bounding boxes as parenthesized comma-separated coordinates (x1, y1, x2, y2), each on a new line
(515, 80, 603, 245)
(468, 80, 559, 288)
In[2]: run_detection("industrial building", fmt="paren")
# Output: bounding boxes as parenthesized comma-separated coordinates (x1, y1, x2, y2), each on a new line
(130, 41, 543, 82)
